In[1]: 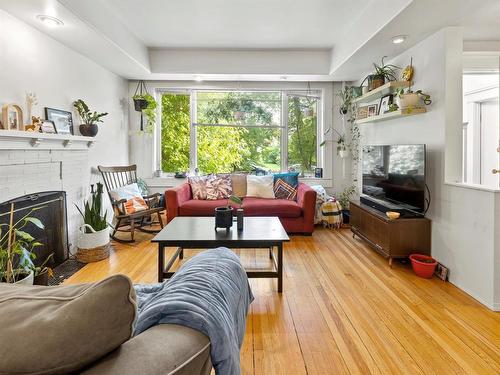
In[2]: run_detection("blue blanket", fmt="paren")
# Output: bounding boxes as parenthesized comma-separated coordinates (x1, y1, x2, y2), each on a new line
(134, 247, 254, 375)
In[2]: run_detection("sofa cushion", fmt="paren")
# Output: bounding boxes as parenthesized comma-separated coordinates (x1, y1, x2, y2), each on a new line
(188, 175, 214, 200)
(274, 178, 298, 200)
(82, 324, 211, 375)
(207, 175, 232, 200)
(0, 274, 137, 375)
(230, 174, 247, 197)
(242, 197, 302, 218)
(273, 172, 299, 187)
(246, 175, 275, 198)
(179, 199, 230, 216)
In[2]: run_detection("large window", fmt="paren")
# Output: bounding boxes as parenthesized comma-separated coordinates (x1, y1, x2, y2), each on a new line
(160, 89, 321, 176)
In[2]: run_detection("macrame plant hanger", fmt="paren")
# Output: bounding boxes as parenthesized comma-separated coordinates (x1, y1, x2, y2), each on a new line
(133, 80, 149, 131)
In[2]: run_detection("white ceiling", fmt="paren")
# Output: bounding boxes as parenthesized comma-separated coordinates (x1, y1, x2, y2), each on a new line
(0, 0, 499, 81)
(107, 0, 372, 49)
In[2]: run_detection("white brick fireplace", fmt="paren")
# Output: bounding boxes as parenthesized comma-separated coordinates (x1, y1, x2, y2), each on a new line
(0, 131, 96, 254)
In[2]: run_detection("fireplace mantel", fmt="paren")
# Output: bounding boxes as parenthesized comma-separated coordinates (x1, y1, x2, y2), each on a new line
(0, 130, 95, 150)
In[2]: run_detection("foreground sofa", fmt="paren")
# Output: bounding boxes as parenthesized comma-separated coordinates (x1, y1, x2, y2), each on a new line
(166, 181, 317, 234)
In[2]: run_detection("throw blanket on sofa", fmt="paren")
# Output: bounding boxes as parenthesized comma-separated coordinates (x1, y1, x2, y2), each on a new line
(133, 247, 254, 375)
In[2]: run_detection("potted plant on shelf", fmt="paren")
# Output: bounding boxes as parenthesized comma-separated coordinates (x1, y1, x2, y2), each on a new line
(75, 183, 110, 263)
(394, 87, 432, 110)
(337, 185, 356, 224)
(0, 204, 45, 285)
(73, 99, 108, 137)
(363, 56, 400, 91)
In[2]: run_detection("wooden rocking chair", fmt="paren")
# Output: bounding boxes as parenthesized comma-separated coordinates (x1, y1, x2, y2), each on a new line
(98, 165, 164, 243)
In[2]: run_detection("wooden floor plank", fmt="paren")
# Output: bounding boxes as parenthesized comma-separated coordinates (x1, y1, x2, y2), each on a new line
(66, 227, 500, 375)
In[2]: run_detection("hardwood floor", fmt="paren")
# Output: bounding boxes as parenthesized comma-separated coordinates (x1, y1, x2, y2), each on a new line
(66, 227, 500, 375)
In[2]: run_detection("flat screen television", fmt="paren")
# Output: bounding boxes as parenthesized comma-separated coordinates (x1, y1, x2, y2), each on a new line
(362, 144, 426, 213)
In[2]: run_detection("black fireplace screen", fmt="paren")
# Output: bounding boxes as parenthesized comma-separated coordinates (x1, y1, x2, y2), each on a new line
(0, 191, 69, 268)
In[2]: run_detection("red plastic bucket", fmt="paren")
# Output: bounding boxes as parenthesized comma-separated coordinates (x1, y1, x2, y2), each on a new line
(409, 254, 437, 279)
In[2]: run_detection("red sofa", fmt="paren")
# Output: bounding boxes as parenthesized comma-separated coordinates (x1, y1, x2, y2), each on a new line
(166, 182, 317, 234)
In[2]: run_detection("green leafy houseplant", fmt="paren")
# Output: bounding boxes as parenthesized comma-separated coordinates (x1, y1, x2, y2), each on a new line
(337, 86, 353, 115)
(0, 205, 45, 283)
(363, 56, 401, 91)
(75, 182, 108, 233)
(337, 185, 356, 211)
(73, 99, 108, 137)
(132, 93, 157, 133)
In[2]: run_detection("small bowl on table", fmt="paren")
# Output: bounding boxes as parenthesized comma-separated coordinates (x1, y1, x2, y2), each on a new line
(386, 211, 400, 220)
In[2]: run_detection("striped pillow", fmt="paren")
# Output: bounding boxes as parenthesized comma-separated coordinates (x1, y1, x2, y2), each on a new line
(274, 178, 297, 200)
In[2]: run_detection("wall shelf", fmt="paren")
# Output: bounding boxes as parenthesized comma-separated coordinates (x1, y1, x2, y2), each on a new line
(0, 130, 95, 150)
(353, 81, 412, 104)
(355, 107, 426, 124)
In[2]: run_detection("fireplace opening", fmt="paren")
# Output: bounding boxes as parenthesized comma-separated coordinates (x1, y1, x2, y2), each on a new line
(0, 191, 69, 269)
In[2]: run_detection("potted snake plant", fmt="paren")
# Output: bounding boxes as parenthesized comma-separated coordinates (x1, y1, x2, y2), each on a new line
(75, 183, 110, 262)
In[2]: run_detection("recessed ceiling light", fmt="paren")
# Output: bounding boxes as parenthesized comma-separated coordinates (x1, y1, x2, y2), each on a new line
(36, 15, 64, 27)
(194, 75, 203, 82)
(392, 35, 407, 44)
(280, 76, 288, 80)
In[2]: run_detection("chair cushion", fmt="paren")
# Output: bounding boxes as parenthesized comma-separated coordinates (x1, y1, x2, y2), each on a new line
(242, 197, 302, 218)
(110, 183, 148, 214)
(0, 274, 137, 375)
(179, 199, 230, 216)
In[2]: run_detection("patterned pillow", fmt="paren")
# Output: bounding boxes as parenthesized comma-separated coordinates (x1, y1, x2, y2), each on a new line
(109, 183, 148, 214)
(188, 175, 215, 200)
(207, 175, 233, 200)
(274, 178, 297, 200)
(273, 172, 299, 187)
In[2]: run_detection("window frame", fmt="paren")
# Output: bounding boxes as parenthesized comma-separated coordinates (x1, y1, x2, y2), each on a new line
(156, 87, 324, 176)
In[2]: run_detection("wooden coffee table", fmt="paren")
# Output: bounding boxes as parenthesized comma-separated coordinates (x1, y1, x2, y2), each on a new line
(152, 216, 290, 292)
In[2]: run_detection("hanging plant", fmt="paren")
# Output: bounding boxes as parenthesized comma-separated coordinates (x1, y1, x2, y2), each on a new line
(132, 81, 157, 133)
(337, 86, 353, 115)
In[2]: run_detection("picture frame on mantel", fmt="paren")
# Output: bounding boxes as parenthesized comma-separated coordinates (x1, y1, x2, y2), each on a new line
(45, 107, 73, 135)
(1, 104, 24, 131)
(40, 120, 57, 134)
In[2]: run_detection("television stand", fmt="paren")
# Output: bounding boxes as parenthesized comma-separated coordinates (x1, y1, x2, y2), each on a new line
(349, 200, 431, 266)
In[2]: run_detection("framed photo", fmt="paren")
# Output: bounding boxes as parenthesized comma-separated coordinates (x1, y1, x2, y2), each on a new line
(1, 104, 24, 130)
(378, 94, 393, 115)
(40, 120, 57, 134)
(434, 262, 449, 281)
(357, 106, 368, 119)
(368, 104, 378, 117)
(45, 107, 73, 135)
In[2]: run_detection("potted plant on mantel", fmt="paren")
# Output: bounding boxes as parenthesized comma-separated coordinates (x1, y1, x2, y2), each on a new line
(73, 99, 108, 137)
(0, 204, 45, 285)
(75, 183, 110, 263)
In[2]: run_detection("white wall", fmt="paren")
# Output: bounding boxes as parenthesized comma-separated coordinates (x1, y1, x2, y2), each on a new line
(360, 27, 500, 310)
(128, 80, 342, 194)
(0, 10, 129, 246)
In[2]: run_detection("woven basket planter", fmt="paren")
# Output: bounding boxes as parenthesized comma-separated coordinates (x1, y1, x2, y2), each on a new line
(76, 243, 111, 263)
(77, 224, 111, 263)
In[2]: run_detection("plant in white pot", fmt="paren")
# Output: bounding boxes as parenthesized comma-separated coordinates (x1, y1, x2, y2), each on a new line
(0, 204, 45, 285)
(75, 183, 110, 263)
(395, 86, 432, 111)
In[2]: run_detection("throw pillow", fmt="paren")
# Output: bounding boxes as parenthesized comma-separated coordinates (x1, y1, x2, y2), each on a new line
(188, 175, 215, 200)
(246, 175, 275, 198)
(274, 178, 298, 200)
(0, 274, 137, 374)
(109, 183, 148, 214)
(230, 174, 247, 197)
(207, 175, 233, 200)
(273, 172, 299, 187)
